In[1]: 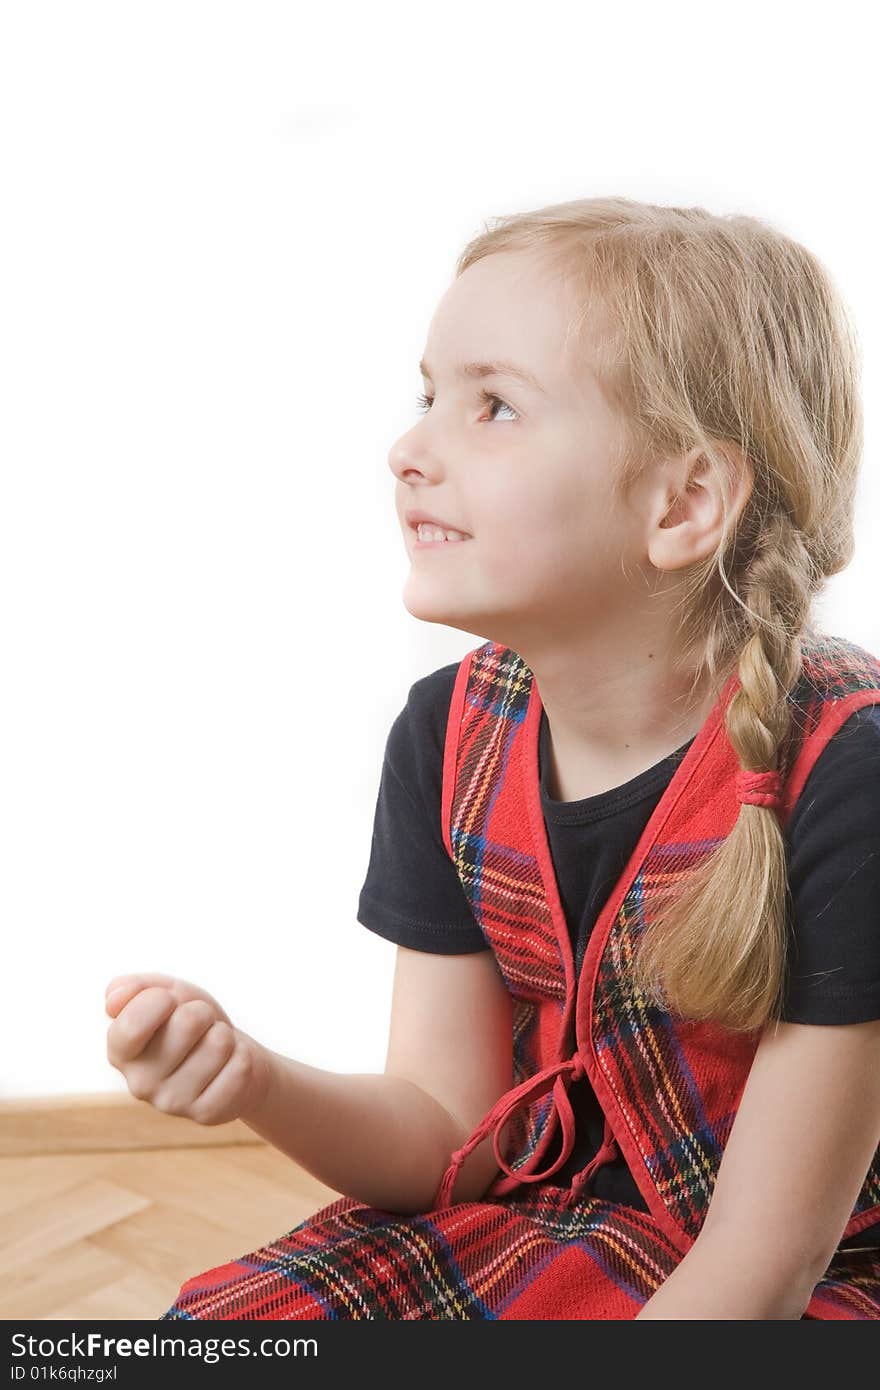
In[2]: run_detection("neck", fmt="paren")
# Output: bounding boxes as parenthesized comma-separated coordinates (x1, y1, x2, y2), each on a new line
(508, 629, 719, 792)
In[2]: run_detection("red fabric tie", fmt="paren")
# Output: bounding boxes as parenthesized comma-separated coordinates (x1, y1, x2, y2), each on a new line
(433, 1050, 618, 1208)
(735, 768, 783, 809)
(565, 1113, 621, 1202)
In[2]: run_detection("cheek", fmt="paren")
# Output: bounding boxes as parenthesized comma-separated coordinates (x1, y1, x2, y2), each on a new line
(496, 517, 612, 594)
(475, 481, 562, 537)
(476, 532, 572, 596)
(472, 473, 612, 571)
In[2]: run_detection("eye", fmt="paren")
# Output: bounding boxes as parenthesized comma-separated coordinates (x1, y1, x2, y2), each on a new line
(415, 390, 519, 423)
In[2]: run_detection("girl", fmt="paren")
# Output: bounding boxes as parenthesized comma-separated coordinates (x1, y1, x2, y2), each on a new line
(106, 196, 880, 1319)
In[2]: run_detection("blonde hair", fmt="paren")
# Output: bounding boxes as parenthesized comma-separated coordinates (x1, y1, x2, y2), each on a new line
(454, 196, 863, 1034)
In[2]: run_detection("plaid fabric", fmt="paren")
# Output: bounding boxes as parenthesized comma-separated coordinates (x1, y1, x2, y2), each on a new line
(159, 1188, 880, 1319)
(160, 630, 880, 1320)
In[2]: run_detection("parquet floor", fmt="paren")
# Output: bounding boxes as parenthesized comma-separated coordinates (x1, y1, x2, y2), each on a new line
(0, 1144, 340, 1320)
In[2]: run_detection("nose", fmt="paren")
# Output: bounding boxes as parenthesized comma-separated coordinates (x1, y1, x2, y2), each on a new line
(388, 406, 448, 486)
(388, 443, 429, 487)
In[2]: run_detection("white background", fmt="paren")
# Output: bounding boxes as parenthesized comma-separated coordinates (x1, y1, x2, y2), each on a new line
(1, 0, 877, 1098)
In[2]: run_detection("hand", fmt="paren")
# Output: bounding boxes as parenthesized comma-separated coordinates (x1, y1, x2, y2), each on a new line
(105, 971, 269, 1126)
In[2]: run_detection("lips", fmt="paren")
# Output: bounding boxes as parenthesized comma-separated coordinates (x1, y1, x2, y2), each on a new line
(404, 509, 472, 536)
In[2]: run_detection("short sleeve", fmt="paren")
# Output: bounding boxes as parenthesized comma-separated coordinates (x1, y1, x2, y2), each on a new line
(357, 663, 490, 954)
(780, 703, 880, 1024)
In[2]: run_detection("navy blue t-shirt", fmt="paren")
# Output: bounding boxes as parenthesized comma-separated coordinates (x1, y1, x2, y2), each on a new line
(357, 661, 880, 1243)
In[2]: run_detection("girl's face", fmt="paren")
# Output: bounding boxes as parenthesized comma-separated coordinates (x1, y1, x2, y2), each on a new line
(389, 249, 649, 652)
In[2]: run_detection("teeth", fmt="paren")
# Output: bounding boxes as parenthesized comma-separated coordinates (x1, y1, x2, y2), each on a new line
(416, 523, 468, 542)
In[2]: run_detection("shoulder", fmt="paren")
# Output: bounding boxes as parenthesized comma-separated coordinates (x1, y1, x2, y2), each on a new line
(782, 701, 880, 1024)
(404, 659, 462, 736)
(383, 659, 464, 825)
(785, 701, 880, 840)
(388, 659, 461, 752)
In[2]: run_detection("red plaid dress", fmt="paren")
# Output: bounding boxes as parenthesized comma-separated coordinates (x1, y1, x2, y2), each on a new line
(160, 630, 880, 1319)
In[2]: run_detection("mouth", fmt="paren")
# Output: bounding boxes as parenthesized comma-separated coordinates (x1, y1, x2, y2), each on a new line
(409, 523, 472, 551)
(407, 518, 472, 547)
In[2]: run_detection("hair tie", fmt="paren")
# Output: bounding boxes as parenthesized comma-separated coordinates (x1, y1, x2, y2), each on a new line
(735, 768, 783, 810)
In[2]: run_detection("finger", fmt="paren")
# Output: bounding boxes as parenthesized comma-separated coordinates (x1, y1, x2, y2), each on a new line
(131, 999, 218, 1082)
(151, 1021, 237, 1116)
(185, 1039, 252, 1126)
(106, 986, 178, 1067)
(105, 975, 233, 1029)
(105, 973, 177, 1018)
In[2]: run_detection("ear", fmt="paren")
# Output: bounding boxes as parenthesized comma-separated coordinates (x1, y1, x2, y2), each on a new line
(648, 443, 754, 571)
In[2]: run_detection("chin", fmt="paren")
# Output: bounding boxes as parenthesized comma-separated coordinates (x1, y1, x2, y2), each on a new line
(400, 589, 478, 635)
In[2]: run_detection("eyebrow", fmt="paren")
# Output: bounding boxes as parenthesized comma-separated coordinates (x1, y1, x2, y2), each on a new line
(418, 357, 547, 395)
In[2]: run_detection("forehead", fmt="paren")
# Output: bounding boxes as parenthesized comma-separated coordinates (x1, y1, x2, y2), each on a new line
(423, 250, 586, 399)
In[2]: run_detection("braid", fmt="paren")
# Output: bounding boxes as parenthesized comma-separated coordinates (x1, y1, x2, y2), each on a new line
(726, 511, 812, 781)
(630, 510, 817, 1033)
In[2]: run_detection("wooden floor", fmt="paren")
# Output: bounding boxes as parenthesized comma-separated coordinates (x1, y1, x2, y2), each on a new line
(0, 1144, 341, 1320)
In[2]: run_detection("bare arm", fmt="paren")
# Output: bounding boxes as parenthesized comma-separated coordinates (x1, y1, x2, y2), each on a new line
(241, 946, 514, 1215)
